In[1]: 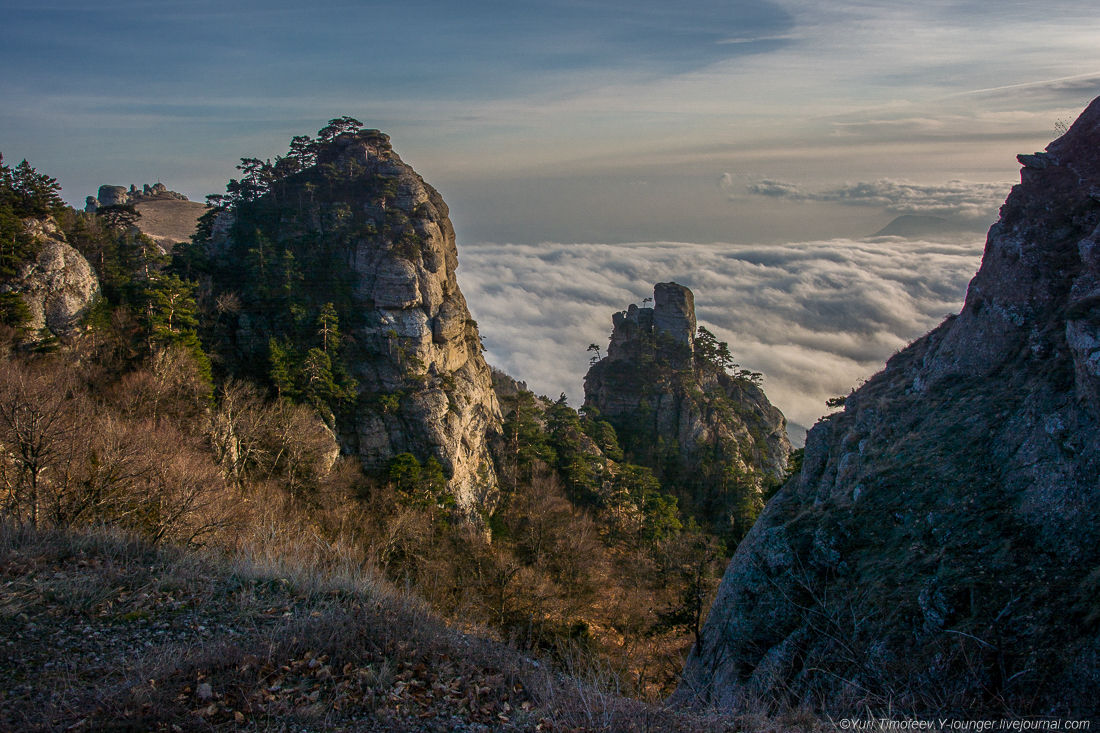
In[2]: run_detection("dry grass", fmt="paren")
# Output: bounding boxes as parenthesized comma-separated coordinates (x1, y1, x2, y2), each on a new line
(0, 520, 822, 732)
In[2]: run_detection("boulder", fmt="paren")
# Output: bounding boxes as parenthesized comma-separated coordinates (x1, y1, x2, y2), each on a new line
(97, 185, 130, 207)
(2, 219, 100, 338)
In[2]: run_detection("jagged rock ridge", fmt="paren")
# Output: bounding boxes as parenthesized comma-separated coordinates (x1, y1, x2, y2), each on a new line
(209, 130, 501, 513)
(584, 282, 790, 539)
(676, 98, 1100, 716)
(86, 183, 190, 211)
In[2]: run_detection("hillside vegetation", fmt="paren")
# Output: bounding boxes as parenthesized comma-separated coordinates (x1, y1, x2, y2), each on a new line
(0, 128, 799, 729)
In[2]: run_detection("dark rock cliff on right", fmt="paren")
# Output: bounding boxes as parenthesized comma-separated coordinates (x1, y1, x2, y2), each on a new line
(675, 98, 1100, 717)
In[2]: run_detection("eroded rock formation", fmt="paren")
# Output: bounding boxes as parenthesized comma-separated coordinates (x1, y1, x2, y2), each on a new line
(87, 183, 190, 211)
(584, 282, 790, 539)
(210, 130, 501, 513)
(676, 98, 1100, 716)
(1, 219, 100, 339)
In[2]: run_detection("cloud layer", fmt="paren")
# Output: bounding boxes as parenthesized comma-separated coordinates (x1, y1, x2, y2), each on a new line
(745, 178, 1013, 220)
(458, 236, 984, 428)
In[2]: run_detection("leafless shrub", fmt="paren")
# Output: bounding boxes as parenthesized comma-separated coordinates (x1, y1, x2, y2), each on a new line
(208, 379, 337, 498)
(0, 355, 239, 546)
(107, 345, 210, 428)
(0, 356, 90, 528)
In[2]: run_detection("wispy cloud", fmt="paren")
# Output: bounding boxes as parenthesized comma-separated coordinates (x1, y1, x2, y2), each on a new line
(459, 236, 984, 428)
(745, 178, 1012, 220)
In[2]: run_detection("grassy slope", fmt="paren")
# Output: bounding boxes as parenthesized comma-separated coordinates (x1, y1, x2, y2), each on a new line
(0, 522, 819, 732)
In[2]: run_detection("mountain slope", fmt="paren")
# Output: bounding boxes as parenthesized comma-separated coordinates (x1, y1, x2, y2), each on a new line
(675, 98, 1100, 716)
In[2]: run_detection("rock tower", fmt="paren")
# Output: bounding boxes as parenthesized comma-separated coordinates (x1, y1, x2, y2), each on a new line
(584, 282, 790, 540)
(207, 130, 502, 513)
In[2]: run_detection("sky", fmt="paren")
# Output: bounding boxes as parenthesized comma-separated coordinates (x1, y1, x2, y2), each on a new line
(4, 0, 1100, 429)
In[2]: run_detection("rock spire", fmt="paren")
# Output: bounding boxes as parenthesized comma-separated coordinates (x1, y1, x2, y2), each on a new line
(207, 129, 501, 514)
(584, 282, 790, 541)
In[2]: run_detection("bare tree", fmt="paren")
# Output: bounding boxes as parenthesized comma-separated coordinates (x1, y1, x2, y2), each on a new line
(0, 359, 81, 527)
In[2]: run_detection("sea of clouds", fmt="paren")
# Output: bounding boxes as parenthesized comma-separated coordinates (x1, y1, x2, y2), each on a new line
(457, 235, 985, 436)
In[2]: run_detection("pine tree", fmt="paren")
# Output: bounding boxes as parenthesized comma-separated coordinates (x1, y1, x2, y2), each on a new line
(268, 338, 300, 399)
(316, 303, 340, 353)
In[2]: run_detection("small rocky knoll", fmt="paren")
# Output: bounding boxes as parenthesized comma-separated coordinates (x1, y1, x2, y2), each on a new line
(86, 182, 190, 210)
(196, 124, 501, 514)
(675, 98, 1100, 716)
(583, 283, 790, 543)
(0, 218, 100, 340)
(86, 183, 207, 250)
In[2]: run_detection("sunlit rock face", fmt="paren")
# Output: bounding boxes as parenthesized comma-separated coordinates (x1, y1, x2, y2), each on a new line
(675, 97, 1100, 717)
(2, 218, 100, 339)
(584, 282, 790, 537)
(214, 130, 501, 514)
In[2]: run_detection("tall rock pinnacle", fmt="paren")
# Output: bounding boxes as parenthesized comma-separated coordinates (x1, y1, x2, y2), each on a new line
(653, 281, 696, 350)
(205, 129, 501, 513)
(585, 282, 790, 542)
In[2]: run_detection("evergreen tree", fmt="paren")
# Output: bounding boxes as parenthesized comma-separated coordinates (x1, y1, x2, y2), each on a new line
(142, 273, 199, 342)
(268, 338, 300, 399)
(0, 154, 62, 278)
(317, 116, 363, 142)
(317, 302, 341, 353)
(0, 155, 64, 218)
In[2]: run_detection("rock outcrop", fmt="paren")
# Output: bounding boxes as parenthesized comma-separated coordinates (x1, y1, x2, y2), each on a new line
(86, 183, 205, 250)
(209, 130, 501, 514)
(1, 219, 100, 339)
(676, 98, 1100, 716)
(584, 283, 790, 539)
(87, 182, 190, 211)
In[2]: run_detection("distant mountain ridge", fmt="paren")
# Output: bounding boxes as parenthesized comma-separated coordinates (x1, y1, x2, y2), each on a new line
(870, 214, 981, 239)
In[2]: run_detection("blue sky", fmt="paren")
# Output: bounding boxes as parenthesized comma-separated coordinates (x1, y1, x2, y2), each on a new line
(5, 0, 1100, 422)
(4, 1, 1099, 243)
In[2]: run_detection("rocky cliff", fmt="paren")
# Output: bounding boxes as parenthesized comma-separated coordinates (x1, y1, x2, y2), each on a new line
(206, 128, 501, 514)
(584, 283, 790, 541)
(675, 99, 1100, 716)
(1, 218, 100, 339)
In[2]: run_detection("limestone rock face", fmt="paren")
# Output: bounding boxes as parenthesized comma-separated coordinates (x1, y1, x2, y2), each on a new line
(653, 281, 696, 349)
(97, 185, 130, 207)
(676, 98, 1100, 716)
(2, 219, 100, 338)
(584, 283, 790, 535)
(213, 130, 501, 514)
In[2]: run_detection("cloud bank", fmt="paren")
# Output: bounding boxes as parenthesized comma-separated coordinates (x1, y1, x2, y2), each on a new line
(745, 178, 1013, 220)
(458, 236, 984, 428)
